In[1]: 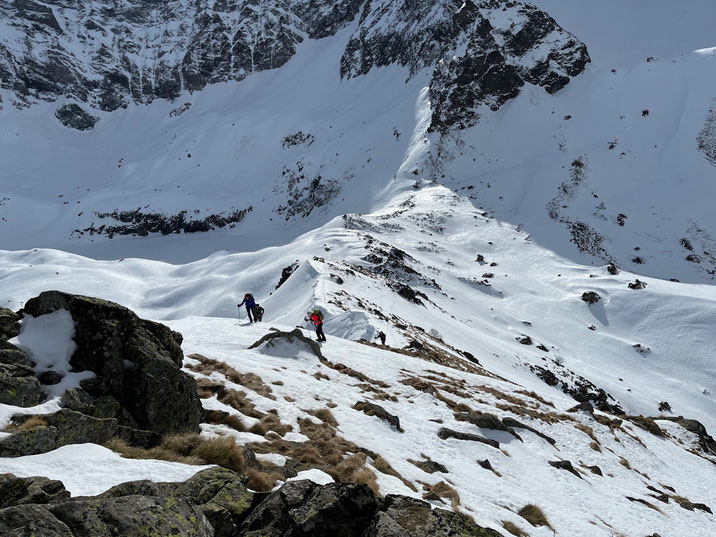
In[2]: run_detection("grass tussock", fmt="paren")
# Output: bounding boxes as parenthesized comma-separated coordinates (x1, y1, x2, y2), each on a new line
(332, 452, 379, 494)
(10, 415, 50, 431)
(575, 424, 599, 444)
(619, 457, 632, 470)
(515, 390, 555, 408)
(589, 441, 602, 452)
(313, 371, 331, 381)
(518, 504, 552, 529)
(308, 408, 338, 427)
(248, 413, 293, 437)
(502, 520, 530, 537)
(105, 433, 244, 473)
(427, 481, 462, 512)
(246, 468, 284, 492)
(205, 410, 246, 432)
(372, 455, 417, 492)
(188, 354, 275, 400)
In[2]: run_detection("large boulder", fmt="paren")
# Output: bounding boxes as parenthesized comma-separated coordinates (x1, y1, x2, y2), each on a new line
(22, 291, 202, 435)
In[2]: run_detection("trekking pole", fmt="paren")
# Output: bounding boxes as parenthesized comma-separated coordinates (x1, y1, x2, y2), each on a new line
(237, 304, 241, 322)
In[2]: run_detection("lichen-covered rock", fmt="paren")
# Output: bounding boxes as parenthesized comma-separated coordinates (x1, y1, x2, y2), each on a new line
(22, 291, 202, 435)
(0, 308, 44, 407)
(0, 504, 74, 537)
(367, 495, 503, 537)
(0, 474, 70, 508)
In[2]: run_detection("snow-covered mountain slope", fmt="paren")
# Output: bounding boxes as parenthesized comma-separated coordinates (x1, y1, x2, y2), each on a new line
(0, 1, 715, 535)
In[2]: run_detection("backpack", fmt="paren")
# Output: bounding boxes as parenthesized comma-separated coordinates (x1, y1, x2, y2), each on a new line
(313, 309, 324, 322)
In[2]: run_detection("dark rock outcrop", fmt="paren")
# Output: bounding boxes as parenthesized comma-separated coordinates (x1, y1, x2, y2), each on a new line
(54, 104, 99, 130)
(438, 427, 500, 448)
(548, 460, 582, 479)
(0, 409, 160, 457)
(249, 328, 324, 359)
(0, 468, 502, 536)
(21, 291, 202, 436)
(581, 291, 601, 305)
(0, 308, 44, 407)
(354, 401, 403, 432)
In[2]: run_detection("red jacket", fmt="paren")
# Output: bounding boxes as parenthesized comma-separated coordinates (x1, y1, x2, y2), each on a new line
(310, 313, 322, 326)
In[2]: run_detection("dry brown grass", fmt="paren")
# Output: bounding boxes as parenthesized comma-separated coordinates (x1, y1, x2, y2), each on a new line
(326, 401, 337, 408)
(248, 413, 293, 437)
(518, 504, 552, 529)
(620, 457, 632, 469)
(495, 403, 573, 424)
(590, 441, 602, 452)
(105, 434, 243, 473)
(427, 481, 462, 512)
(272, 380, 284, 386)
(313, 371, 331, 381)
(205, 410, 246, 432)
(332, 453, 379, 494)
(188, 354, 275, 400)
(308, 408, 338, 427)
(246, 468, 284, 492)
(10, 415, 50, 430)
(515, 390, 555, 408)
(372, 455, 417, 492)
(320, 359, 390, 388)
(502, 520, 530, 537)
(575, 424, 599, 444)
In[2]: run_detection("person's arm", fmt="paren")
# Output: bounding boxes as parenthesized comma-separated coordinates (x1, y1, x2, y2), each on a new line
(238, 299, 245, 306)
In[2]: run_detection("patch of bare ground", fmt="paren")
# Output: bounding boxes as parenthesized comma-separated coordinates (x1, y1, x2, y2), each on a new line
(105, 434, 244, 473)
(187, 353, 275, 400)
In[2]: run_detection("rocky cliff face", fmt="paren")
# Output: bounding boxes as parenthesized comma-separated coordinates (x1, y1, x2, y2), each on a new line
(0, 0, 587, 131)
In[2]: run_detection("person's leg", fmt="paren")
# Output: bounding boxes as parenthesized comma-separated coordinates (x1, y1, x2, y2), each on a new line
(318, 324, 326, 341)
(246, 305, 254, 322)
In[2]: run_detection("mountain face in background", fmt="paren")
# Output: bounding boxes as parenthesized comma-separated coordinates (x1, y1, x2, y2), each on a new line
(0, 0, 587, 132)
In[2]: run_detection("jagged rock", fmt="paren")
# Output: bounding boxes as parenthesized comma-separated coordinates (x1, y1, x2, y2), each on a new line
(22, 291, 202, 435)
(54, 104, 98, 130)
(0, 469, 499, 537)
(249, 328, 324, 360)
(548, 460, 582, 479)
(586, 465, 602, 476)
(502, 417, 556, 445)
(628, 279, 647, 290)
(437, 427, 500, 448)
(276, 261, 299, 289)
(0, 409, 119, 457)
(0, 359, 44, 407)
(240, 480, 379, 537)
(607, 263, 619, 275)
(60, 388, 121, 419)
(567, 401, 594, 413)
(0, 474, 70, 508)
(414, 459, 448, 474)
(628, 416, 664, 438)
(366, 494, 503, 537)
(0, 504, 74, 537)
(48, 494, 214, 537)
(0, 308, 44, 407)
(455, 412, 522, 442)
(478, 459, 494, 471)
(354, 401, 403, 432)
(581, 291, 601, 305)
(659, 417, 716, 454)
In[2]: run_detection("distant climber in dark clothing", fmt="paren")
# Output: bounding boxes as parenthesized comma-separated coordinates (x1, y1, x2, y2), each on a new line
(238, 294, 257, 323)
(376, 331, 386, 346)
(254, 304, 264, 322)
(306, 309, 326, 342)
